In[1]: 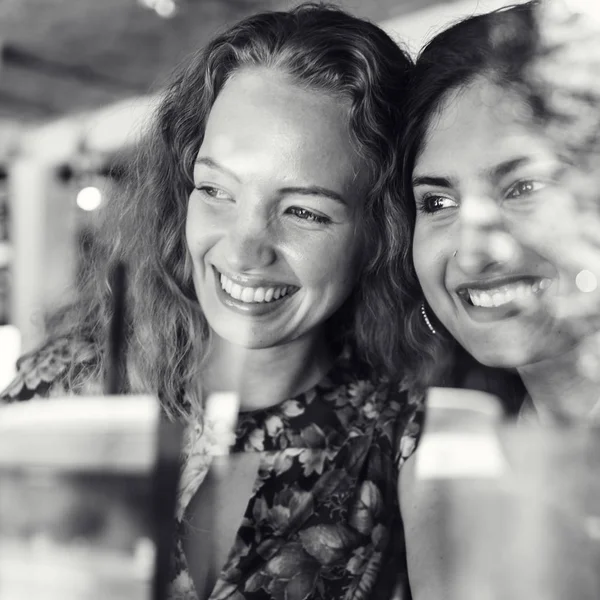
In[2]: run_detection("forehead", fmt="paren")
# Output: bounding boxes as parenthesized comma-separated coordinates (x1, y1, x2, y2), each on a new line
(415, 78, 555, 178)
(200, 68, 362, 188)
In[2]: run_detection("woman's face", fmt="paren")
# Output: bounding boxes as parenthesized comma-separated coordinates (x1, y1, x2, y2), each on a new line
(412, 76, 581, 368)
(186, 68, 365, 349)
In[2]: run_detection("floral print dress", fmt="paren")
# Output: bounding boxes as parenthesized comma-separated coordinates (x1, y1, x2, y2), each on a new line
(1, 341, 424, 600)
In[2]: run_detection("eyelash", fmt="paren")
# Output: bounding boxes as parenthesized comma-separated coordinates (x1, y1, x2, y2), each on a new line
(195, 187, 331, 225)
(417, 178, 548, 215)
(505, 179, 546, 199)
(286, 206, 331, 225)
(195, 185, 231, 200)
(417, 194, 457, 215)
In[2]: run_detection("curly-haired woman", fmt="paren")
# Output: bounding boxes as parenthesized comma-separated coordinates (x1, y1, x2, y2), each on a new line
(1, 4, 423, 599)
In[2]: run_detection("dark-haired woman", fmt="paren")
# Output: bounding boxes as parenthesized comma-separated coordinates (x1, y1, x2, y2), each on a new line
(399, 1, 600, 597)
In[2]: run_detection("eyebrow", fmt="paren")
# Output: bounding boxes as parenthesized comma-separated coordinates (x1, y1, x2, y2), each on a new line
(412, 157, 534, 189)
(195, 157, 347, 205)
(279, 186, 347, 206)
(194, 157, 241, 182)
(412, 175, 453, 188)
(490, 157, 532, 181)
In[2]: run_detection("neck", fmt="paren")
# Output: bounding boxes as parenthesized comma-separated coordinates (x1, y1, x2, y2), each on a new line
(517, 345, 600, 423)
(202, 329, 335, 412)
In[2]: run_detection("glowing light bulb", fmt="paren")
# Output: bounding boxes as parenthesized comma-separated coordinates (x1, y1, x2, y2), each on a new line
(155, 0, 177, 18)
(76, 186, 102, 211)
(575, 269, 598, 293)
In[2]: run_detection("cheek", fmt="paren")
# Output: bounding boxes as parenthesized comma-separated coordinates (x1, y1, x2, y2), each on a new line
(184, 204, 195, 249)
(288, 228, 361, 291)
(185, 197, 219, 253)
(412, 226, 439, 290)
(503, 214, 562, 280)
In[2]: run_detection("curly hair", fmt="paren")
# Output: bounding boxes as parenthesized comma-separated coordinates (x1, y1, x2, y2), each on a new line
(398, 2, 539, 397)
(44, 2, 414, 419)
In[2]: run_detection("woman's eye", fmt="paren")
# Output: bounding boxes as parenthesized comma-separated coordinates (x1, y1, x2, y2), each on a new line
(286, 206, 331, 225)
(505, 179, 546, 200)
(418, 194, 458, 214)
(195, 185, 232, 201)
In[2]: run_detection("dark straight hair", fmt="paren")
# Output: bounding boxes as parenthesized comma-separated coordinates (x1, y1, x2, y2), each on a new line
(398, 2, 539, 407)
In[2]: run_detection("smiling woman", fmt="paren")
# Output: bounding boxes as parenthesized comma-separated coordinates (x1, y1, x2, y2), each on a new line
(399, 3, 600, 596)
(402, 0, 600, 417)
(187, 68, 364, 355)
(0, 4, 421, 600)
(411, 76, 564, 368)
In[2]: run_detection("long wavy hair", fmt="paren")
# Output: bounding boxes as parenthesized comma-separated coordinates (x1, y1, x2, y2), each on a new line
(398, 2, 538, 402)
(45, 2, 415, 419)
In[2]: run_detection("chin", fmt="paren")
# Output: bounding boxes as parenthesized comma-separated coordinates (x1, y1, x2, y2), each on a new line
(465, 328, 575, 371)
(211, 324, 286, 350)
(214, 330, 268, 349)
(461, 341, 534, 371)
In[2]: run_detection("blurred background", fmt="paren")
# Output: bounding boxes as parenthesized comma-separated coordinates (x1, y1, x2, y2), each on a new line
(0, 0, 527, 389)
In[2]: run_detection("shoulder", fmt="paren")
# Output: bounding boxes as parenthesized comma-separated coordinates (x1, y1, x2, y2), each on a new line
(365, 372, 424, 470)
(330, 346, 425, 463)
(393, 381, 425, 469)
(0, 336, 102, 403)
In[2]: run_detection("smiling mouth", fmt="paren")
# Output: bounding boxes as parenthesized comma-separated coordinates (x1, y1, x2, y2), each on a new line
(218, 272, 299, 304)
(458, 277, 553, 308)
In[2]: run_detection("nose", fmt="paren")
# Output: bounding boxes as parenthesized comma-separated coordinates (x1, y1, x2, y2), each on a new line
(456, 193, 517, 275)
(223, 205, 277, 272)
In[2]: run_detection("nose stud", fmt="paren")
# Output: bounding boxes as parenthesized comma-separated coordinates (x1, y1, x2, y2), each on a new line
(453, 250, 458, 258)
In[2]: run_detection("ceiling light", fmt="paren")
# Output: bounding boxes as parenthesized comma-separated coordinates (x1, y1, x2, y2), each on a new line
(77, 186, 102, 211)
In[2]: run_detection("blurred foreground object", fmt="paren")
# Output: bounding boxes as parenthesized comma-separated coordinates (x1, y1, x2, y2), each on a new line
(203, 392, 240, 460)
(533, 0, 600, 171)
(488, 0, 600, 383)
(0, 325, 20, 391)
(411, 387, 600, 599)
(0, 395, 183, 600)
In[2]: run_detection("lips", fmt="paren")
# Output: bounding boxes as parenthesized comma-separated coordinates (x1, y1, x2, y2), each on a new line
(456, 276, 553, 309)
(466, 278, 552, 308)
(219, 272, 298, 304)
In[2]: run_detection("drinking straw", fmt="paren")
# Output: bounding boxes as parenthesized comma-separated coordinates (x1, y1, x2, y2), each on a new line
(105, 261, 127, 395)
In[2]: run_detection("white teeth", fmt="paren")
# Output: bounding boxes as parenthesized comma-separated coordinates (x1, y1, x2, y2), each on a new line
(218, 273, 293, 304)
(230, 284, 243, 300)
(468, 279, 551, 308)
(241, 287, 255, 303)
(478, 292, 493, 307)
(515, 285, 528, 299)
